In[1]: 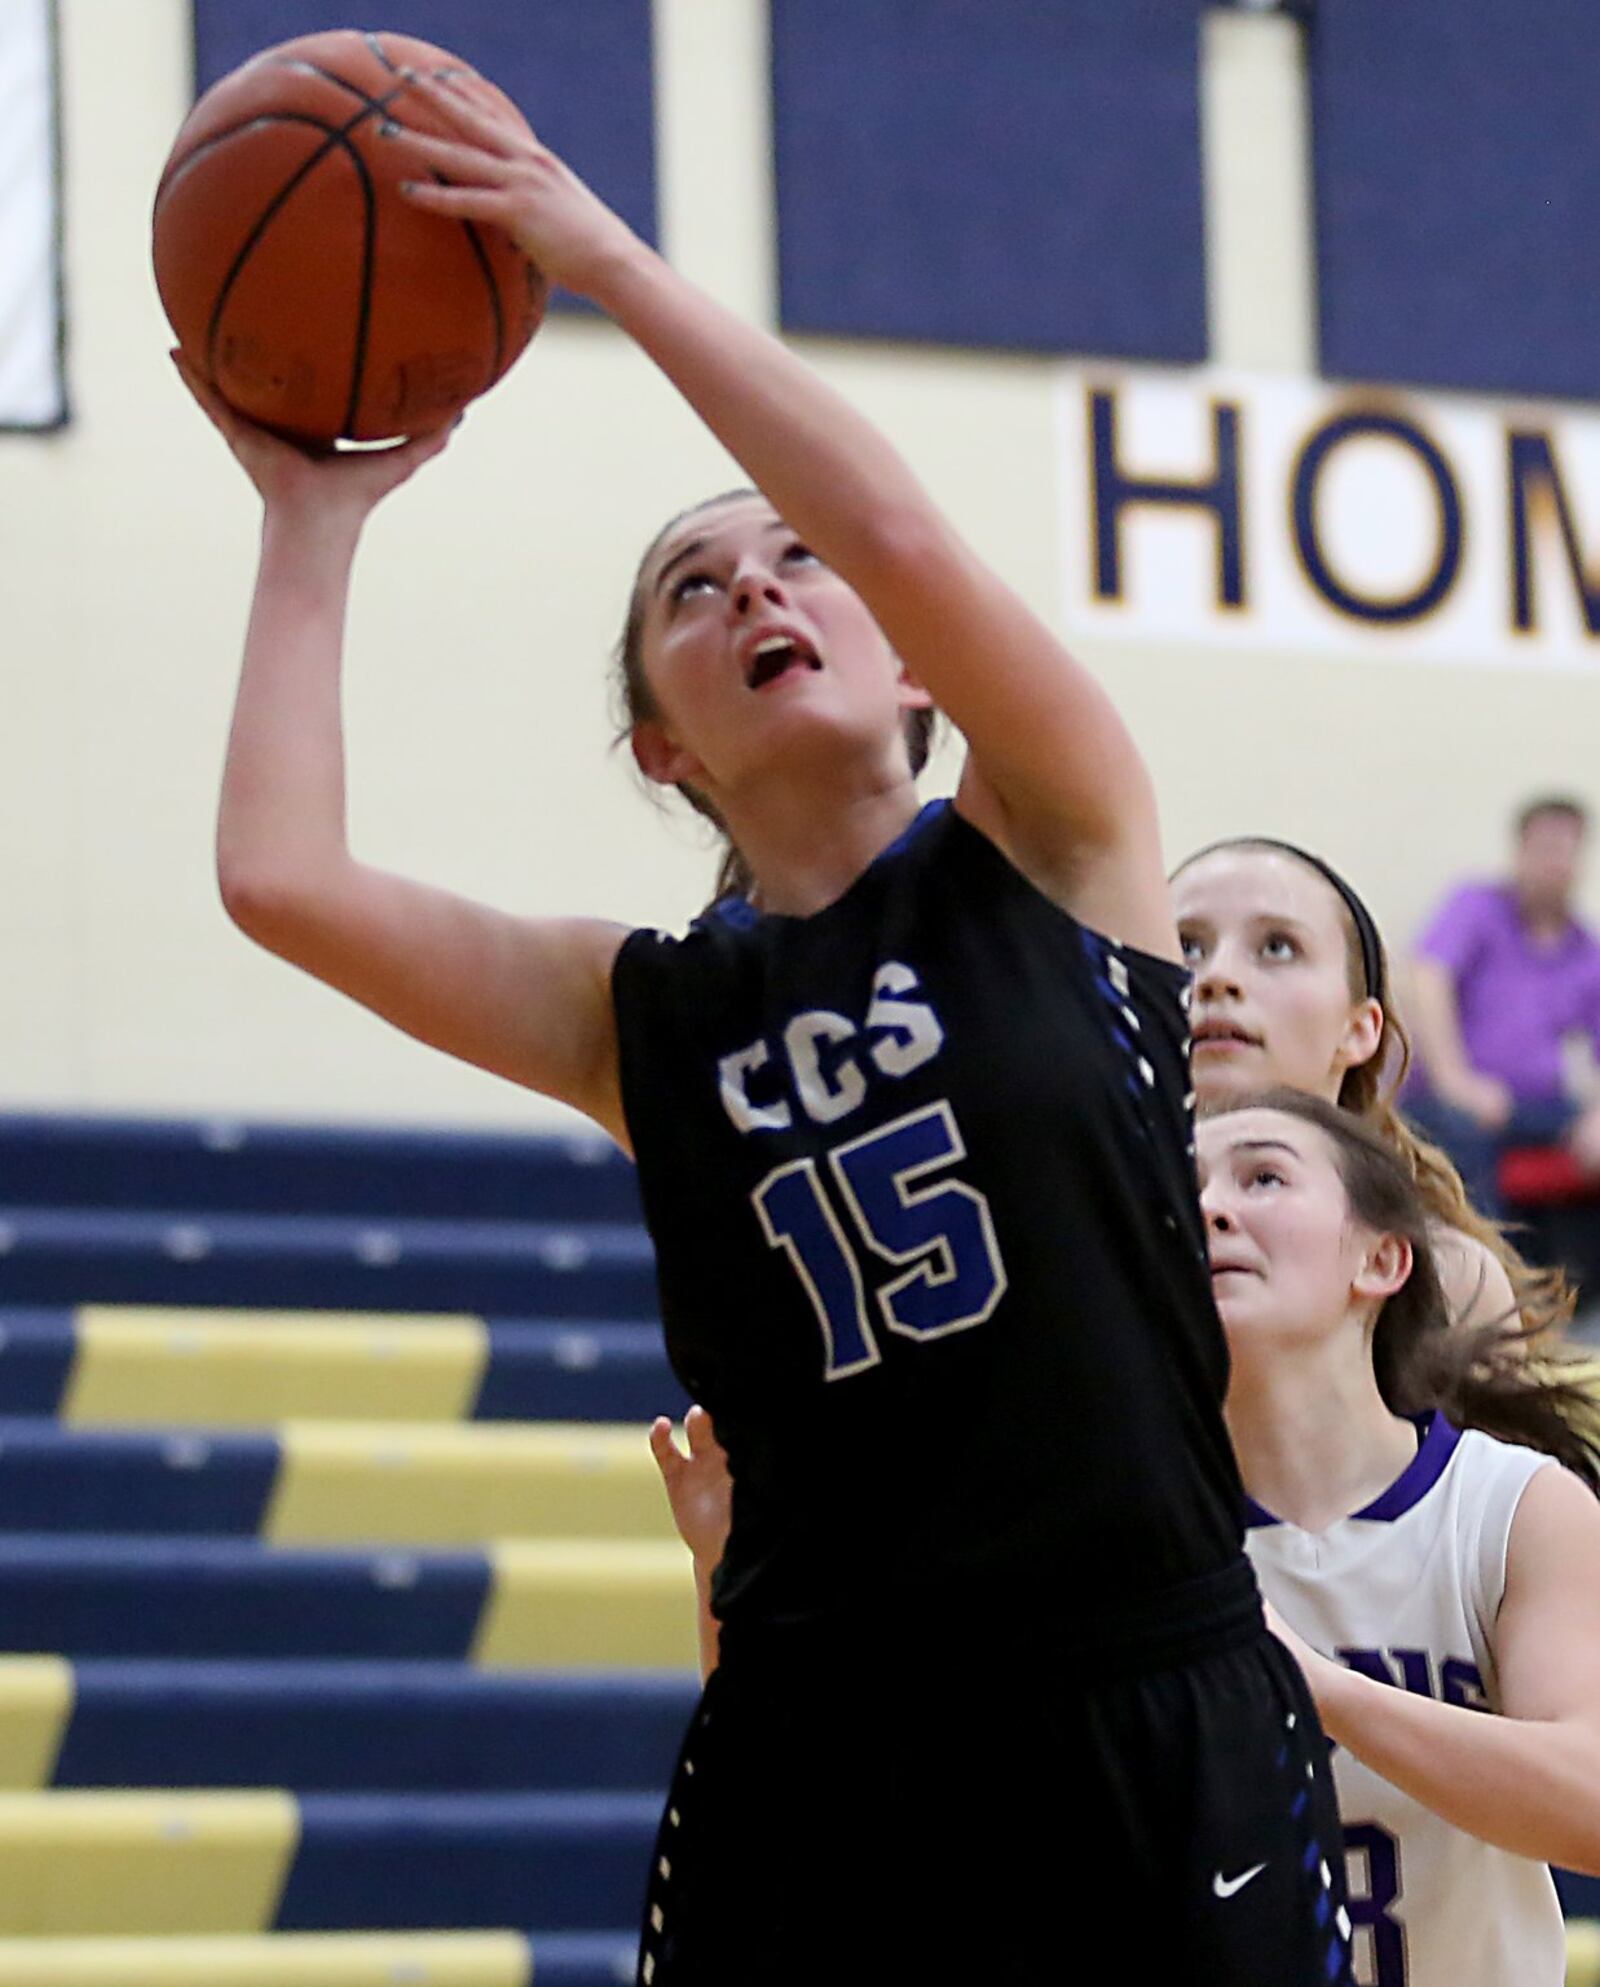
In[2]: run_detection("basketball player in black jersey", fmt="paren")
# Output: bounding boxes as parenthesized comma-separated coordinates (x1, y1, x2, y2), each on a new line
(181, 71, 1353, 1987)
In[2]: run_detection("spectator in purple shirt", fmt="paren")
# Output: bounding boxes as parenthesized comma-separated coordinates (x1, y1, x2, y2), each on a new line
(1406, 796, 1600, 1219)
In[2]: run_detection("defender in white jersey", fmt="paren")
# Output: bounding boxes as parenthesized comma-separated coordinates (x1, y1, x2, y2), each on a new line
(1249, 1415, 1561, 1987)
(1200, 1092, 1600, 1987)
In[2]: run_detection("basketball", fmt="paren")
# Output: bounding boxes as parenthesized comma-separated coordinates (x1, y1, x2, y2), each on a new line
(151, 29, 547, 444)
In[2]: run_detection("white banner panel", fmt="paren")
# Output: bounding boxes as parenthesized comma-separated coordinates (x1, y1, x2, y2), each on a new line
(0, 0, 64, 429)
(1059, 366, 1600, 672)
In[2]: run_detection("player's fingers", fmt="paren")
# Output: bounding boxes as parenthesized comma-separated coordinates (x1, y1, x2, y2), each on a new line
(405, 69, 529, 154)
(389, 419, 455, 471)
(398, 178, 515, 223)
(170, 350, 274, 454)
(380, 124, 513, 183)
(648, 1415, 684, 1473)
(169, 348, 227, 421)
(684, 1404, 718, 1457)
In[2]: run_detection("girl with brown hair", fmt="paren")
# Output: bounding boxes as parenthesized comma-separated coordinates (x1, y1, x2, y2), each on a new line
(178, 68, 1351, 1987)
(1201, 1089, 1600, 1987)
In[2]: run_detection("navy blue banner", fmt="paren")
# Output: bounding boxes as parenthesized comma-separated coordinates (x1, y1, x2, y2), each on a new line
(1311, 0, 1600, 400)
(771, 0, 1208, 361)
(190, 1, 657, 249)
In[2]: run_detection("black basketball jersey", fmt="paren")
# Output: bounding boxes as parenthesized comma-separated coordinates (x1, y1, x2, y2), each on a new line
(612, 800, 1245, 1629)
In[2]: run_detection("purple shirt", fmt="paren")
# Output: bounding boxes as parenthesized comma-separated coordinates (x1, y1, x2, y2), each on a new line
(1416, 881, 1600, 1100)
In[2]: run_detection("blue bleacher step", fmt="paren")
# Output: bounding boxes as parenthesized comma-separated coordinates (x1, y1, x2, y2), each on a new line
(479, 1321, 684, 1422)
(525, 1932, 636, 1986)
(0, 1112, 643, 1224)
(1558, 1869, 1600, 1918)
(54, 1661, 696, 1793)
(277, 1791, 660, 1932)
(0, 1207, 655, 1314)
(0, 1421, 278, 1535)
(0, 1536, 491, 1658)
(0, 1310, 78, 1416)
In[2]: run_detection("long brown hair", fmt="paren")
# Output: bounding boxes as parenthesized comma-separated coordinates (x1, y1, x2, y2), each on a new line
(1177, 838, 1572, 1337)
(612, 491, 939, 902)
(1221, 1089, 1600, 1491)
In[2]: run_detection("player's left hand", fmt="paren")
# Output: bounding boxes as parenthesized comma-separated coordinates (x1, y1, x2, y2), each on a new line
(649, 1405, 734, 1569)
(391, 72, 642, 299)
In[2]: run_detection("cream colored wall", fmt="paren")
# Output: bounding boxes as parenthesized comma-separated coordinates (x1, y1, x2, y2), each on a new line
(3, 0, 1597, 1130)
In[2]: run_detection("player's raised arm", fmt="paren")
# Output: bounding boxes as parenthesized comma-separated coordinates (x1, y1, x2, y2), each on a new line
(181, 362, 628, 1141)
(397, 78, 1173, 958)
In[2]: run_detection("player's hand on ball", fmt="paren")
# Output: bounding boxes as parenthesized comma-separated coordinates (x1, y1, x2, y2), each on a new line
(393, 72, 640, 299)
(649, 1405, 733, 1570)
(171, 349, 454, 516)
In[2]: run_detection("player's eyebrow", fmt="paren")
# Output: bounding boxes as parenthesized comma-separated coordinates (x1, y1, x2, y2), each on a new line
(653, 537, 709, 595)
(1247, 910, 1313, 932)
(653, 515, 789, 596)
(1232, 1139, 1298, 1157)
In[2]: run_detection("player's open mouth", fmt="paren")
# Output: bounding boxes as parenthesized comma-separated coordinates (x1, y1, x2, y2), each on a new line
(745, 632, 822, 690)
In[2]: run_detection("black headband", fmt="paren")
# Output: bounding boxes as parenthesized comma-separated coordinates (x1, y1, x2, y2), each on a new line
(1176, 838, 1387, 1004)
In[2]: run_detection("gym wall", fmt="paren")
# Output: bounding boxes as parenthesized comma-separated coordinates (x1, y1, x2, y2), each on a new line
(2, 0, 1598, 1128)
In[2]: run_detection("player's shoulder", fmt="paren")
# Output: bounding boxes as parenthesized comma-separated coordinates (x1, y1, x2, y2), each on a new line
(1443, 1425, 1556, 1526)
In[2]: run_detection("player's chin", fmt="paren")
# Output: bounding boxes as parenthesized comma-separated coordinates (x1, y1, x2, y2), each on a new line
(1190, 1046, 1267, 1104)
(1208, 1273, 1269, 1329)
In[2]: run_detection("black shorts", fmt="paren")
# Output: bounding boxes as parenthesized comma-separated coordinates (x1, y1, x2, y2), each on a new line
(636, 1561, 1352, 1987)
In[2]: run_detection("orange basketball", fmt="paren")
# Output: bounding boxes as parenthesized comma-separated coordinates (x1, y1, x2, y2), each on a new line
(152, 29, 546, 444)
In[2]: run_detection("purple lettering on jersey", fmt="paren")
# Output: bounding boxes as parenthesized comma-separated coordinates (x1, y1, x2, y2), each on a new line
(1337, 1646, 1485, 1708)
(1442, 1657, 1489, 1710)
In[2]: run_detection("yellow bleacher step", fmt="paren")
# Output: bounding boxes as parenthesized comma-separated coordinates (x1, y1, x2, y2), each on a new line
(267, 1422, 676, 1546)
(1570, 1918, 1600, 1987)
(0, 1931, 530, 1986)
(66, 1309, 488, 1428)
(0, 1662, 73, 1791)
(0, 1792, 298, 1936)
(477, 1539, 699, 1669)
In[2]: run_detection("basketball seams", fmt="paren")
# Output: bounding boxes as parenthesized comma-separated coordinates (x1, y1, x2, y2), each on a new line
(339, 135, 381, 440)
(230, 58, 509, 418)
(158, 112, 349, 205)
(199, 116, 376, 390)
(455, 221, 508, 390)
(156, 31, 540, 441)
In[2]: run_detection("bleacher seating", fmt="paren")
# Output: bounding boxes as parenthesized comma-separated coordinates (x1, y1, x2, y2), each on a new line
(0, 1111, 694, 1986)
(7, 1108, 1598, 1978)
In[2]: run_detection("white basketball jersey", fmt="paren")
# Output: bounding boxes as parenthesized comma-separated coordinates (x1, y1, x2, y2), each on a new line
(1246, 1414, 1565, 1987)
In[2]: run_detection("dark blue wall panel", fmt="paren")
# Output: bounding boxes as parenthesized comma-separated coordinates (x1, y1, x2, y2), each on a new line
(772, 0, 1208, 360)
(190, 1, 657, 248)
(1312, 0, 1600, 399)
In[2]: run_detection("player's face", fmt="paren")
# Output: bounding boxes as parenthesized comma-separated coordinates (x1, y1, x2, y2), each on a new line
(1197, 1109, 1392, 1346)
(629, 496, 927, 796)
(1174, 850, 1381, 1109)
